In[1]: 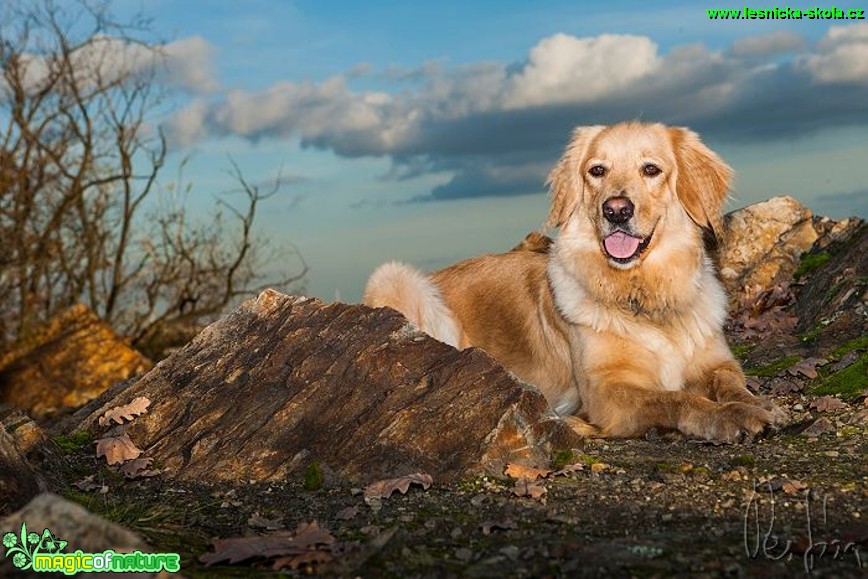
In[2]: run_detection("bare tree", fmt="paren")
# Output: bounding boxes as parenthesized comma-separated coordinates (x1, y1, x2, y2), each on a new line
(0, 0, 305, 357)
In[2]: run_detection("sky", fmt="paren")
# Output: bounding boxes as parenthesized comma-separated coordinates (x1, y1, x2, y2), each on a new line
(109, 0, 868, 301)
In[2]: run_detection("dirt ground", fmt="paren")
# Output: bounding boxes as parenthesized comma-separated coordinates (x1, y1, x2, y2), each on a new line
(48, 395, 866, 578)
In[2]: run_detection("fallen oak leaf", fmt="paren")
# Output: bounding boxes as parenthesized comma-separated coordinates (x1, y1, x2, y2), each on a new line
(512, 477, 546, 500)
(810, 396, 848, 412)
(98, 397, 151, 427)
(200, 521, 334, 566)
(787, 358, 827, 380)
(119, 457, 160, 479)
(73, 475, 107, 493)
(95, 433, 141, 465)
(363, 473, 433, 500)
(781, 480, 807, 494)
(553, 463, 584, 476)
(504, 463, 551, 480)
(272, 550, 333, 571)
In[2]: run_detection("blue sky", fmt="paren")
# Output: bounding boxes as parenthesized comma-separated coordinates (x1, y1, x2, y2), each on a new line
(115, 0, 868, 301)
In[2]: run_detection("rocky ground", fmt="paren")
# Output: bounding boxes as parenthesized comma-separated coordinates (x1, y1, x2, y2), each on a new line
(0, 197, 865, 577)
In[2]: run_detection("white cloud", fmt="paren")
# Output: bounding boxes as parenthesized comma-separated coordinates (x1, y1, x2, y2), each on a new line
(502, 33, 661, 109)
(730, 31, 805, 57)
(800, 23, 868, 85)
(163, 36, 220, 94)
(163, 26, 868, 175)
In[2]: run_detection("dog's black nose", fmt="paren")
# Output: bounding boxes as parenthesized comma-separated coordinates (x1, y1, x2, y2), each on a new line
(602, 196, 634, 224)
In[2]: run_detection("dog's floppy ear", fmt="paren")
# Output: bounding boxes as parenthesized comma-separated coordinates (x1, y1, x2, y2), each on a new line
(668, 127, 733, 238)
(545, 125, 605, 229)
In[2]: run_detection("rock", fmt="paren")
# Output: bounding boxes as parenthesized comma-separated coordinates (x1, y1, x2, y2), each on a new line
(793, 223, 867, 349)
(0, 493, 149, 577)
(0, 408, 47, 453)
(77, 291, 581, 484)
(0, 427, 44, 515)
(0, 305, 152, 418)
(719, 196, 818, 300)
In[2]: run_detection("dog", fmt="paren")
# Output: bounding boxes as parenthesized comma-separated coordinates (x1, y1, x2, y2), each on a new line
(364, 122, 786, 442)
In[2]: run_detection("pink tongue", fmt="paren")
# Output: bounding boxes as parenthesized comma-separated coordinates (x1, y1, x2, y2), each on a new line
(604, 231, 641, 259)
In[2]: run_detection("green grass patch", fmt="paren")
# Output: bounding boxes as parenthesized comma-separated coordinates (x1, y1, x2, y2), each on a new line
(799, 327, 822, 345)
(731, 454, 755, 467)
(51, 431, 94, 453)
(303, 462, 324, 491)
(829, 335, 868, 359)
(794, 251, 831, 279)
(744, 355, 801, 378)
(730, 343, 754, 363)
(550, 449, 580, 470)
(811, 352, 867, 400)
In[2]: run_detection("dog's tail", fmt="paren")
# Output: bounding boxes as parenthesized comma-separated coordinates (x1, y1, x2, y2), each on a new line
(363, 261, 461, 348)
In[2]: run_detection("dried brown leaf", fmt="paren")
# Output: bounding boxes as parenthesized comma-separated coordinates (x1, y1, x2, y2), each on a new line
(119, 457, 160, 479)
(781, 480, 807, 494)
(363, 473, 433, 500)
(73, 475, 107, 492)
(787, 358, 827, 380)
(810, 396, 848, 412)
(769, 377, 803, 395)
(272, 550, 332, 570)
(553, 463, 584, 476)
(590, 462, 610, 474)
(200, 521, 334, 566)
(98, 397, 151, 427)
(504, 463, 551, 480)
(512, 477, 546, 500)
(95, 433, 141, 465)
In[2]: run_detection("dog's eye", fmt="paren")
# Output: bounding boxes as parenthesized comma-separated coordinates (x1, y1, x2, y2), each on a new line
(643, 163, 662, 177)
(588, 165, 606, 178)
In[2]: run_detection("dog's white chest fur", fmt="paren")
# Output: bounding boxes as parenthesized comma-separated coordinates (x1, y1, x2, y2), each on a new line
(549, 257, 727, 392)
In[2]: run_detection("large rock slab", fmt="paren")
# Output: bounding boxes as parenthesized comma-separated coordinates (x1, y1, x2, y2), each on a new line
(0, 305, 151, 418)
(718, 195, 818, 300)
(77, 291, 581, 483)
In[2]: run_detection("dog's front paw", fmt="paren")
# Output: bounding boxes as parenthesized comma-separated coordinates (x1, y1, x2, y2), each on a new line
(694, 402, 779, 443)
(751, 396, 788, 426)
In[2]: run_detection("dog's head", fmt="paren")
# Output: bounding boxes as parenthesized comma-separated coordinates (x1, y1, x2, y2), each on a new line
(546, 122, 732, 269)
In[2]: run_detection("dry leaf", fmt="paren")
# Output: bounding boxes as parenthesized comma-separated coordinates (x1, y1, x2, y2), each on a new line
(590, 462, 610, 474)
(95, 433, 141, 465)
(810, 396, 848, 412)
(99, 397, 151, 427)
(200, 521, 334, 566)
(787, 358, 827, 380)
(769, 377, 803, 396)
(479, 518, 518, 535)
(553, 463, 584, 476)
(119, 457, 160, 479)
(272, 550, 333, 570)
(73, 475, 107, 493)
(512, 477, 546, 500)
(781, 480, 808, 494)
(505, 463, 551, 480)
(363, 473, 433, 500)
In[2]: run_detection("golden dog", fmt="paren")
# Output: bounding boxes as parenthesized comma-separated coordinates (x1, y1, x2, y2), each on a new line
(364, 122, 786, 442)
